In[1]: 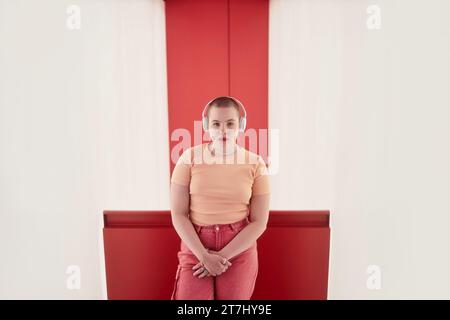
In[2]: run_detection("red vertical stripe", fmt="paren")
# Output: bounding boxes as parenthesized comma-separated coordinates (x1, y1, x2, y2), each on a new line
(229, 0, 269, 161)
(165, 0, 229, 175)
(165, 0, 269, 174)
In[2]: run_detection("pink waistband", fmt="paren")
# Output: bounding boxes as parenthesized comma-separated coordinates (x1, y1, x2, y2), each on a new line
(193, 216, 249, 233)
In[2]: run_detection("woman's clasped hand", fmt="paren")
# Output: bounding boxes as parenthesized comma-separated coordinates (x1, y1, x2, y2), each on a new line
(192, 249, 232, 278)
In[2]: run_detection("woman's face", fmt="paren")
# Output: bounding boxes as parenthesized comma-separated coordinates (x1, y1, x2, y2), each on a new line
(207, 106, 240, 144)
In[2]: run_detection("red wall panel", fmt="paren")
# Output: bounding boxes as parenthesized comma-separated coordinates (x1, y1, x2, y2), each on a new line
(103, 211, 330, 299)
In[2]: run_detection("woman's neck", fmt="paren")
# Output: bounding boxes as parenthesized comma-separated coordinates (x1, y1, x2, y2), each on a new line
(208, 141, 238, 157)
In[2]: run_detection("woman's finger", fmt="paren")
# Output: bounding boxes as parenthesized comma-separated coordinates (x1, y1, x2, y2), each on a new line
(223, 261, 233, 271)
(192, 262, 202, 270)
(199, 269, 210, 278)
(193, 266, 206, 276)
(221, 259, 232, 266)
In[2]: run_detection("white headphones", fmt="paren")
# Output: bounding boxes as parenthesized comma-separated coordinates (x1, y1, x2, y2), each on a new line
(201, 96, 247, 132)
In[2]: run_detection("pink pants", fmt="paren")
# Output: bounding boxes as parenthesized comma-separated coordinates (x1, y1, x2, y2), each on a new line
(171, 217, 258, 300)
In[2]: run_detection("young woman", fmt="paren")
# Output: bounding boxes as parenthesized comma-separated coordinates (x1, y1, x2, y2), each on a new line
(170, 96, 270, 300)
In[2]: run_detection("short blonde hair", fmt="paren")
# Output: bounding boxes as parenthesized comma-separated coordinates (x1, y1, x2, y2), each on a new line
(206, 96, 240, 118)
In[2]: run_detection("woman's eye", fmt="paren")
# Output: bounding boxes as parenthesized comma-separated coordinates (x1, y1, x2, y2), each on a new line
(211, 122, 234, 127)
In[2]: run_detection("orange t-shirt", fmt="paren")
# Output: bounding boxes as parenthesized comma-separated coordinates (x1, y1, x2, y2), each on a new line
(170, 142, 270, 226)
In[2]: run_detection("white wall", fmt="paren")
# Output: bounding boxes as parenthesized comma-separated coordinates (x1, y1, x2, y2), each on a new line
(269, 0, 450, 298)
(0, 0, 168, 299)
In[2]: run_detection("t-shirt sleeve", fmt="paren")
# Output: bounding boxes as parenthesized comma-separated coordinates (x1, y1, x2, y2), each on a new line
(252, 156, 270, 195)
(171, 148, 192, 186)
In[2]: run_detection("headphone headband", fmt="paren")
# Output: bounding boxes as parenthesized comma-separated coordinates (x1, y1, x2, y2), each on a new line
(202, 96, 247, 118)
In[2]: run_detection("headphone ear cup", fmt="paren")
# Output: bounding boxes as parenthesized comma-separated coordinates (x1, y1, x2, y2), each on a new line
(202, 117, 208, 131)
(240, 117, 246, 132)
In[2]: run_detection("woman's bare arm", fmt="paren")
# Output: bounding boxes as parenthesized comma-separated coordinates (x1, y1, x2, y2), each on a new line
(217, 193, 270, 260)
(170, 182, 208, 261)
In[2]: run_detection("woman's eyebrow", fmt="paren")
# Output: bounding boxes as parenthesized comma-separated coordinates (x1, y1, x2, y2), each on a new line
(212, 119, 236, 122)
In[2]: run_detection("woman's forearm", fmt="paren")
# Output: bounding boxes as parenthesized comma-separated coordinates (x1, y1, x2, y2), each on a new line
(218, 222, 266, 260)
(171, 213, 208, 261)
